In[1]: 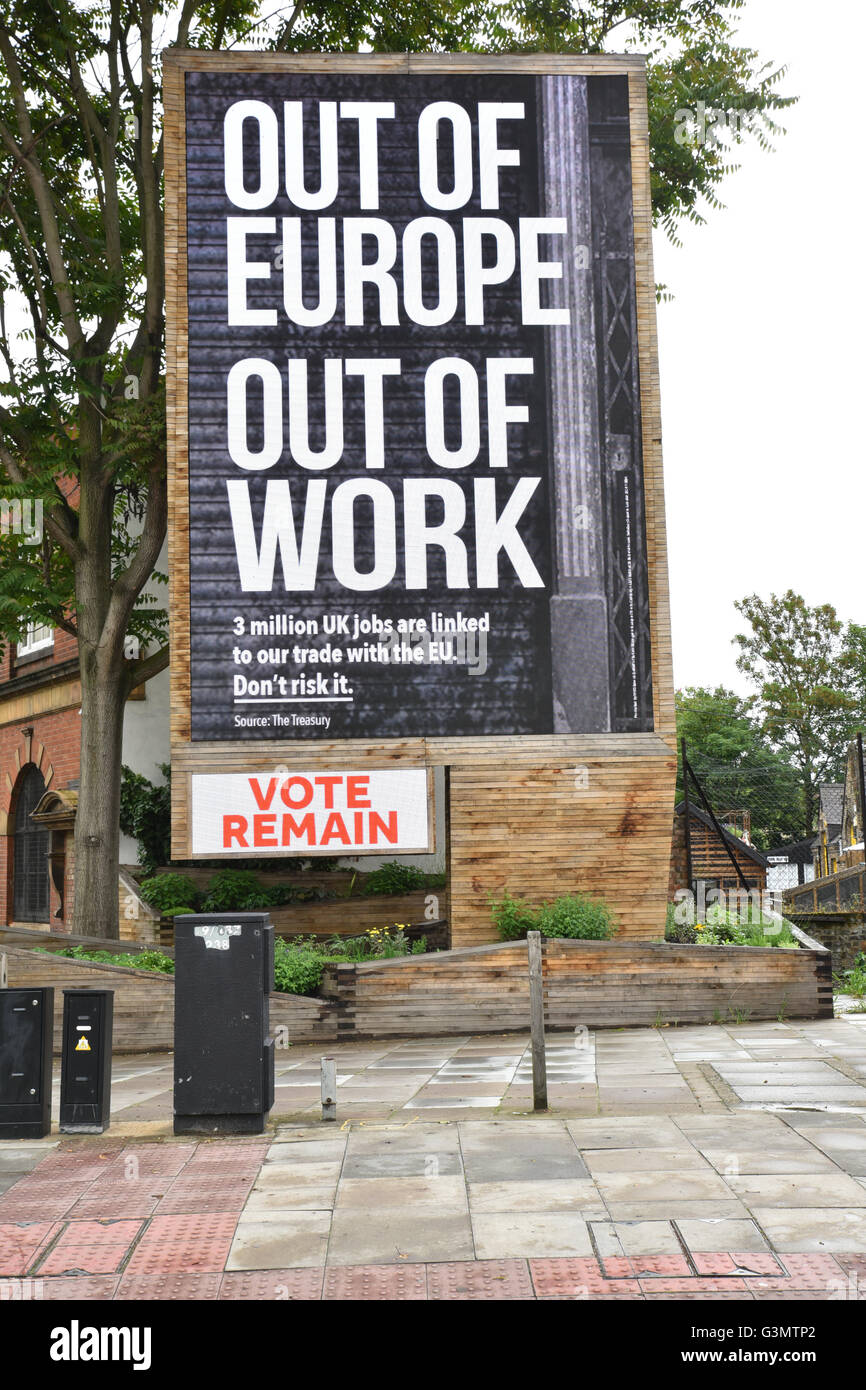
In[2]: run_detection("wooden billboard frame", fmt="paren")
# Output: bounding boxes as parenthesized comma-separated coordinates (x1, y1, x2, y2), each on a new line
(164, 51, 677, 939)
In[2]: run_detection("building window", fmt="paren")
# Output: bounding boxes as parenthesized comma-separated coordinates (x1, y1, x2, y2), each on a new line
(17, 621, 54, 658)
(12, 765, 50, 923)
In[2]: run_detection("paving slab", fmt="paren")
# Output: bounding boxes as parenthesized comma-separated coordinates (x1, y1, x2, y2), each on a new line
(675, 1218, 772, 1253)
(467, 1179, 606, 1216)
(327, 1208, 474, 1265)
(471, 1212, 593, 1260)
(335, 1176, 467, 1209)
(583, 1148, 710, 1174)
(592, 1170, 734, 1203)
(729, 1173, 866, 1207)
(751, 1209, 866, 1253)
(606, 1221, 682, 1257)
(566, 1118, 688, 1149)
(227, 1214, 332, 1269)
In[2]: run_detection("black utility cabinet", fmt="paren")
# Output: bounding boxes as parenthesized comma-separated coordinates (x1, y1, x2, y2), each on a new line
(60, 989, 114, 1133)
(0, 987, 54, 1139)
(173, 913, 274, 1135)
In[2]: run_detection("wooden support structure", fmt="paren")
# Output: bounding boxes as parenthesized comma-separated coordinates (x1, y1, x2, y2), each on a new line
(527, 931, 548, 1111)
(163, 53, 677, 946)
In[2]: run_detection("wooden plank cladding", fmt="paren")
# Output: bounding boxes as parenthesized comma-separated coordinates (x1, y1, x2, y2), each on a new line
(1, 945, 333, 1052)
(448, 748, 676, 945)
(2, 934, 830, 1054)
(326, 937, 832, 1037)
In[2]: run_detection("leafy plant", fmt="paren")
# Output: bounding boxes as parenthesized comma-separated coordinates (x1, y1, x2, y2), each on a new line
(359, 862, 443, 895)
(138, 872, 199, 914)
(34, 945, 174, 974)
(834, 952, 866, 998)
(489, 889, 540, 941)
(666, 921, 698, 944)
(120, 765, 171, 875)
(536, 895, 614, 940)
(272, 939, 326, 996)
(490, 889, 614, 941)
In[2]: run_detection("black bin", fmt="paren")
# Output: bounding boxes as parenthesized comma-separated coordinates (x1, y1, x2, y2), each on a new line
(173, 913, 274, 1135)
(60, 989, 114, 1133)
(0, 987, 54, 1139)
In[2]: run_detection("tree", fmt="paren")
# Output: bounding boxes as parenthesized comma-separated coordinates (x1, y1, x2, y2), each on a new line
(734, 592, 859, 833)
(676, 685, 805, 848)
(474, 1, 796, 243)
(0, 1, 264, 937)
(0, 2, 794, 937)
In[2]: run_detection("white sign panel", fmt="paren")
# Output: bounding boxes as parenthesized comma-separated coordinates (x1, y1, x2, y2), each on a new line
(190, 768, 431, 857)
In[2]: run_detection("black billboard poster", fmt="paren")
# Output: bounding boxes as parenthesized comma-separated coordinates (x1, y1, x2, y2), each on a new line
(183, 71, 653, 741)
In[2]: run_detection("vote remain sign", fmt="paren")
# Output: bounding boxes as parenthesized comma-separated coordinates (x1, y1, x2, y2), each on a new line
(190, 769, 432, 856)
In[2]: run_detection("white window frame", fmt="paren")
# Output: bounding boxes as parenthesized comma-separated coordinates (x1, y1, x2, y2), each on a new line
(17, 620, 54, 657)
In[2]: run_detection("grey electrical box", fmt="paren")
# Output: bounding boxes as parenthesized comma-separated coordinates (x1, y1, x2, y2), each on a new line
(0, 987, 54, 1139)
(60, 989, 114, 1133)
(173, 913, 274, 1135)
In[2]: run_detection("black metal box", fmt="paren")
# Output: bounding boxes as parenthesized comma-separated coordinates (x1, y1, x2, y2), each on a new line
(60, 989, 114, 1133)
(0, 987, 54, 1139)
(173, 913, 274, 1135)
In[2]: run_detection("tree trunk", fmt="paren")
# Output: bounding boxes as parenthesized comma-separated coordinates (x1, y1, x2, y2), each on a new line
(72, 652, 128, 939)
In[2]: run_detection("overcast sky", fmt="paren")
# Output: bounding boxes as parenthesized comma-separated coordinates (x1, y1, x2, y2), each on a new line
(653, 0, 866, 696)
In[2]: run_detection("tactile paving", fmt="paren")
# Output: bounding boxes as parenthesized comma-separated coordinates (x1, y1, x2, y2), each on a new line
(638, 1276, 749, 1293)
(123, 1213, 239, 1275)
(0, 1222, 59, 1276)
(694, 1252, 784, 1277)
(39, 1244, 135, 1276)
(115, 1272, 223, 1300)
(219, 1269, 325, 1300)
(322, 1264, 428, 1300)
(40, 1275, 119, 1299)
(530, 1257, 640, 1297)
(625, 1255, 692, 1278)
(426, 1259, 531, 1300)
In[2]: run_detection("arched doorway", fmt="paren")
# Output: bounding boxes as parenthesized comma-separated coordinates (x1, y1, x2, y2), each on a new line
(12, 765, 50, 922)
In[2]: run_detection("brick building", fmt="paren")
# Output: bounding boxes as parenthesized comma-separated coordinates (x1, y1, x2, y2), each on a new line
(0, 617, 169, 932)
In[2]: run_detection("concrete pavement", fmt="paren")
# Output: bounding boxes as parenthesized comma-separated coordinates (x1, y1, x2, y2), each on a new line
(2, 1016, 866, 1299)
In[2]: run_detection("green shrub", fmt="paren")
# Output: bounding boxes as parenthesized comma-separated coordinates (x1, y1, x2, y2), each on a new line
(139, 872, 199, 914)
(360, 862, 427, 895)
(835, 952, 866, 997)
(665, 921, 698, 944)
(536, 894, 614, 940)
(272, 939, 326, 995)
(200, 868, 275, 911)
(489, 888, 539, 940)
(200, 869, 321, 912)
(34, 945, 175, 973)
(490, 889, 614, 941)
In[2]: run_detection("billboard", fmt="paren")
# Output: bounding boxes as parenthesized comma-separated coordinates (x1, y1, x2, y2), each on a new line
(177, 65, 654, 745)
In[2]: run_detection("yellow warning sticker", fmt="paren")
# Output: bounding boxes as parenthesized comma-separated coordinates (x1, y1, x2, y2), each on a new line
(75, 1036, 91, 1052)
